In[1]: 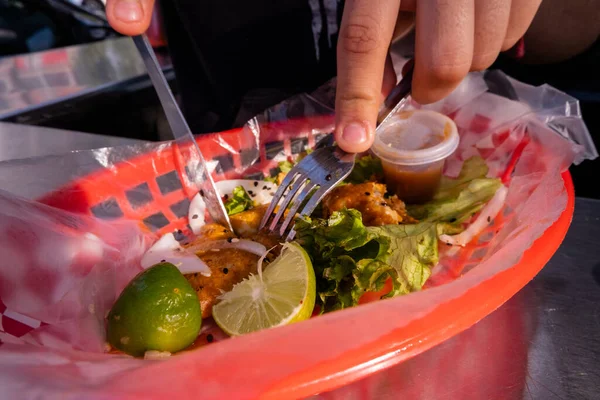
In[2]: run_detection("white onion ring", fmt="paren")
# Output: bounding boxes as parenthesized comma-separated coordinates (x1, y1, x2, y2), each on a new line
(188, 193, 207, 235)
(186, 239, 267, 257)
(141, 233, 212, 276)
(440, 185, 508, 247)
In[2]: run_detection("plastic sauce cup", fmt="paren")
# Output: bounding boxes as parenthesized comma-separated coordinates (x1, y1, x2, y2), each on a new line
(371, 110, 460, 204)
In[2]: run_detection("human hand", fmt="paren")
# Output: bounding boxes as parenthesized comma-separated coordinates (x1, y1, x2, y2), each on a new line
(334, 0, 542, 153)
(105, 0, 156, 36)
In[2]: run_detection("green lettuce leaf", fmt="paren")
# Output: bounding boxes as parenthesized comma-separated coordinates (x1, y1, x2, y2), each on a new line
(264, 159, 295, 183)
(224, 186, 254, 215)
(407, 156, 502, 224)
(367, 224, 438, 297)
(295, 209, 439, 313)
(278, 160, 294, 173)
(345, 155, 384, 184)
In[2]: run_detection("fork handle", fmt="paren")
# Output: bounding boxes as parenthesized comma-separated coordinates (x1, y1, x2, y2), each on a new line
(377, 60, 414, 126)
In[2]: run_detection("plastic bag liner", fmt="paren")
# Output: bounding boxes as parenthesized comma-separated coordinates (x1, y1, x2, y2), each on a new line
(0, 71, 596, 399)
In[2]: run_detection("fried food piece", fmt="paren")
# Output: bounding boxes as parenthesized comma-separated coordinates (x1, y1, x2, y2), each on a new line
(183, 221, 282, 318)
(196, 223, 235, 241)
(185, 247, 259, 319)
(322, 182, 417, 226)
(229, 203, 293, 237)
(229, 204, 268, 236)
(185, 223, 255, 318)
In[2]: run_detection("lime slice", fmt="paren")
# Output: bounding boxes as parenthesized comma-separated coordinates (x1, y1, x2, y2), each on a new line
(212, 243, 316, 336)
(107, 263, 202, 357)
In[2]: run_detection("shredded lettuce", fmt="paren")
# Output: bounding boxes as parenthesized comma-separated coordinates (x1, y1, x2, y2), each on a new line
(224, 186, 254, 215)
(264, 160, 295, 184)
(407, 157, 502, 224)
(277, 160, 294, 173)
(295, 209, 439, 312)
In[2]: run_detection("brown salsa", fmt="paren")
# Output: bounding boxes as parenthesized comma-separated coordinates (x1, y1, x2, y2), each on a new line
(381, 161, 443, 204)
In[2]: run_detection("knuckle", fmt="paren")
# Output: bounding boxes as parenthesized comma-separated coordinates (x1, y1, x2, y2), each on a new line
(427, 56, 471, 85)
(337, 89, 379, 107)
(471, 51, 499, 71)
(340, 15, 382, 55)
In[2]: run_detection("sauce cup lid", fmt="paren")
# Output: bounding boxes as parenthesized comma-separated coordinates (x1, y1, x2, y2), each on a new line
(371, 110, 460, 166)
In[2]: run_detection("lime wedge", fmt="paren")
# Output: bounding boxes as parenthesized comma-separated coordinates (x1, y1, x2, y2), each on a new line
(212, 243, 316, 336)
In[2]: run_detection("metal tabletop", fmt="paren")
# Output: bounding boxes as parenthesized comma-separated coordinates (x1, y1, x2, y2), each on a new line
(0, 121, 144, 162)
(0, 37, 171, 121)
(0, 123, 598, 399)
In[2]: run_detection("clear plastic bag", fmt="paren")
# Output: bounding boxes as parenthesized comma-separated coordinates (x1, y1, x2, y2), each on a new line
(0, 71, 596, 399)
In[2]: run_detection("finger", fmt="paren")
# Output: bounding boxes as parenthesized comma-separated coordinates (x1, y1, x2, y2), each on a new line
(501, 0, 542, 51)
(381, 54, 398, 100)
(412, 0, 474, 104)
(471, 0, 511, 70)
(335, 0, 401, 154)
(106, 0, 155, 36)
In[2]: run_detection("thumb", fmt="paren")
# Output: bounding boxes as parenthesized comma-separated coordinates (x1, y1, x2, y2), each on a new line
(106, 0, 155, 36)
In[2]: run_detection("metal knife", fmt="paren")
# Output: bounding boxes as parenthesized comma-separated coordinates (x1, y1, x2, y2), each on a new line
(132, 34, 233, 231)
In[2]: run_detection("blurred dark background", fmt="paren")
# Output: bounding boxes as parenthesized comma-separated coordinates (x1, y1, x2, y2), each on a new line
(0, 0, 598, 198)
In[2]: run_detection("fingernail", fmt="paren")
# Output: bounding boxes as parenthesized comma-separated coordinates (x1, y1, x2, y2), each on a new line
(114, 0, 144, 23)
(341, 123, 368, 145)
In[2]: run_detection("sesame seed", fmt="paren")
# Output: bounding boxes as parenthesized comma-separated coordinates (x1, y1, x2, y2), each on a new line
(325, 174, 332, 181)
(487, 216, 491, 223)
(199, 190, 205, 197)
(206, 334, 214, 343)
(223, 268, 229, 274)
(192, 214, 199, 219)
(224, 194, 229, 200)
(254, 181, 259, 187)
(365, 192, 370, 196)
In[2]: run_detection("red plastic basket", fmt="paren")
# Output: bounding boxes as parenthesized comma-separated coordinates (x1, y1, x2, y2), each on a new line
(38, 115, 335, 236)
(1, 115, 574, 398)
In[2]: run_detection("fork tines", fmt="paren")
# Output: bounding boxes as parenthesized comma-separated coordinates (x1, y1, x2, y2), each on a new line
(259, 146, 356, 241)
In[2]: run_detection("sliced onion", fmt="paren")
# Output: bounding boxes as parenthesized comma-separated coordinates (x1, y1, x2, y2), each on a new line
(186, 239, 267, 257)
(188, 193, 207, 234)
(440, 185, 508, 247)
(215, 179, 278, 206)
(141, 233, 212, 276)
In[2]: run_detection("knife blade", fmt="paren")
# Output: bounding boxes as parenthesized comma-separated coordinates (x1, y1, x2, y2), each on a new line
(132, 34, 233, 231)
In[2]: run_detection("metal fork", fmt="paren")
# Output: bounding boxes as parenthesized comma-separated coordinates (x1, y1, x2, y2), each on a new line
(260, 62, 414, 240)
